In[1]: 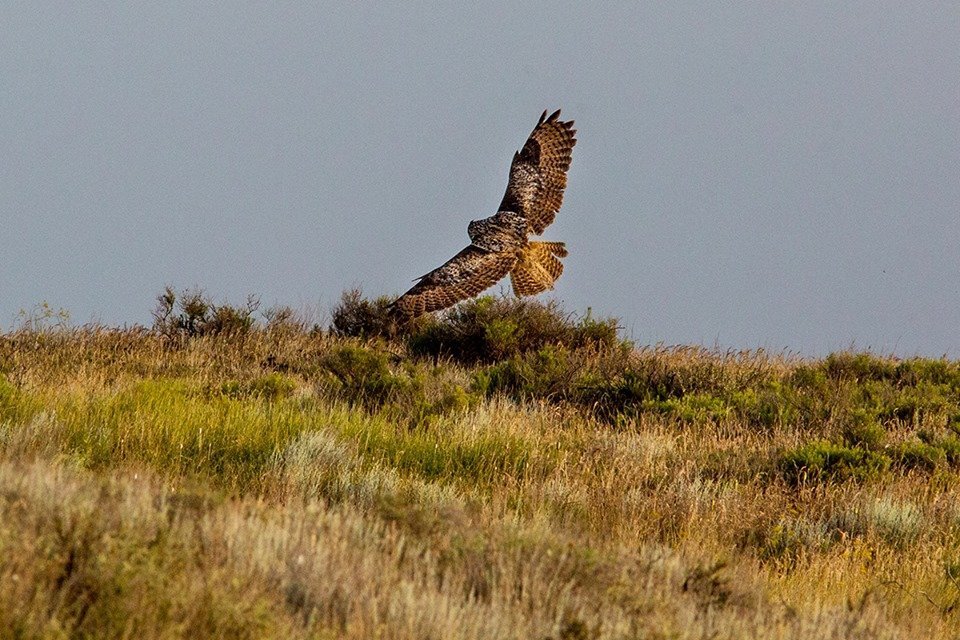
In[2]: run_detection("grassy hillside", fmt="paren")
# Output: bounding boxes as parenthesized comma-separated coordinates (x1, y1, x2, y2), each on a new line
(2, 292, 960, 639)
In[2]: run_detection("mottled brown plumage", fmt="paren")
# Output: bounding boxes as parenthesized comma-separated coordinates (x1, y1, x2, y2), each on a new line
(391, 212, 526, 318)
(499, 109, 577, 235)
(391, 110, 576, 319)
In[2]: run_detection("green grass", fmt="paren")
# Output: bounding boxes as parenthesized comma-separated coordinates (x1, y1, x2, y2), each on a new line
(4, 379, 312, 492)
(3, 295, 960, 638)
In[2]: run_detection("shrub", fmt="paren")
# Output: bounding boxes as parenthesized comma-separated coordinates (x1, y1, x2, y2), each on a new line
(729, 384, 798, 429)
(319, 344, 408, 406)
(654, 393, 731, 424)
(937, 435, 960, 464)
(579, 358, 688, 420)
(205, 297, 260, 335)
(895, 358, 960, 388)
(152, 287, 259, 339)
(474, 345, 581, 400)
(864, 497, 923, 546)
(839, 410, 886, 449)
(781, 441, 890, 485)
(262, 305, 310, 335)
(407, 296, 621, 365)
(330, 289, 396, 338)
(892, 440, 948, 471)
(823, 352, 898, 383)
(877, 383, 953, 424)
(823, 496, 924, 548)
(472, 345, 719, 422)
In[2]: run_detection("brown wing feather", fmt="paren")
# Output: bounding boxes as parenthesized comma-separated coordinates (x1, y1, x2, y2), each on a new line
(392, 245, 517, 318)
(498, 109, 577, 235)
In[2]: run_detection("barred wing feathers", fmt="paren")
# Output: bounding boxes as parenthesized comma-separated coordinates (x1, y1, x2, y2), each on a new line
(391, 245, 518, 318)
(498, 109, 577, 235)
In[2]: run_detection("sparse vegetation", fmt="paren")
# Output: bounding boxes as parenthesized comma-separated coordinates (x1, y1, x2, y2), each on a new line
(152, 285, 261, 339)
(2, 290, 960, 638)
(330, 288, 396, 339)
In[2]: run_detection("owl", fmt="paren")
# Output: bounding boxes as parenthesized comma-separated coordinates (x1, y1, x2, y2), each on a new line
(391, 110, 576, 319)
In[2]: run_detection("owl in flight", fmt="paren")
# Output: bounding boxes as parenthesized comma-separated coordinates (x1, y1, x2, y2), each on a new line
(391, 109, 577, 319)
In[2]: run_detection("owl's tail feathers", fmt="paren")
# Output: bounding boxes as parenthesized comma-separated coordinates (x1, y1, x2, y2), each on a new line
(510, 241, 567, 297)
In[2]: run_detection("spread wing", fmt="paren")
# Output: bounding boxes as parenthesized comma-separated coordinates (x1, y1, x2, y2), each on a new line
(498, 109, 577, 235)
(391, 245, 517, 318)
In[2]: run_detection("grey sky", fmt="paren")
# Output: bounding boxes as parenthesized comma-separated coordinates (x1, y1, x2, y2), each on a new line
(2, 3, 958, 355)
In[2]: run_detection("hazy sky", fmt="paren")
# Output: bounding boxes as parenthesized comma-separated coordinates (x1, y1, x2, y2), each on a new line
(2, 3, 958, 355)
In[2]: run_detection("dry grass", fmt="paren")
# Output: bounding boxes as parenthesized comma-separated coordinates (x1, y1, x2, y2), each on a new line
(2, 301, 960, 638)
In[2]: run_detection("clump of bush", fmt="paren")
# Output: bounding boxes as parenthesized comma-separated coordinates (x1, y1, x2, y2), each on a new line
(838, 409, 887, 449)
(316, 343, 481, 425)
(330, 289, 397, 339)
(887, 431, 960, 471)
(823, 351, 960, 391)
(891, 440, 945, 471)
(262, 305, 311, 336)
(152, 286, 259, 339)
(782, 432, 960, 486)
(319, 344, 408, 405)
(143, 288, 960, 443)
(471, 344, 781, 423)
(823, 352, 899, 383)
(470, 344, 704, 423)
(328, 290, 623, 364)
(473, 345, 583, 400)
(406, 296, 622, 364)
(781, 441, 891, 485)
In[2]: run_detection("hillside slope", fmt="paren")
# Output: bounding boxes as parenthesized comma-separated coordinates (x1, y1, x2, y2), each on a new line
(2, 294, 959, 639)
